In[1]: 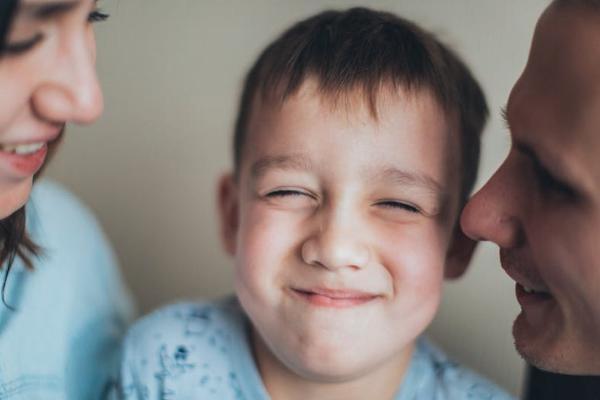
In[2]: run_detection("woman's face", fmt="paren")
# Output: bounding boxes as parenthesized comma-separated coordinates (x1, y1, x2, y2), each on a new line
(0, 0, 105, 218)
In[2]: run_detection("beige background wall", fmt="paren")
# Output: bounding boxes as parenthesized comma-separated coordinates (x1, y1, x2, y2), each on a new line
(47, 0, 549, 395)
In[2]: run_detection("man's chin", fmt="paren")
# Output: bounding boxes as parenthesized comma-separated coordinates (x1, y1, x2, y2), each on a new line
(513, 313, 600, 375)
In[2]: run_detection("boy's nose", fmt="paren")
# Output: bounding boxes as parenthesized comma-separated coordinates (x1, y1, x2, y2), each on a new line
(301, 211, 371, 271)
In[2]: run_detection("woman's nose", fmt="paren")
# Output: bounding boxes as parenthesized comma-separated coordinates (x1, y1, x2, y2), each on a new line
(32, 27, 103, 125)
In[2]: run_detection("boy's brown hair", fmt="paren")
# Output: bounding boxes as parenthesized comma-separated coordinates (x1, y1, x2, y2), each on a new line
(232, 7, 489, 207)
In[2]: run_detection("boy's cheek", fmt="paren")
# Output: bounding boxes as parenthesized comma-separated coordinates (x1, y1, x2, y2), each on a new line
(236, 206, 299, 274)
(378, 225, 448, 276)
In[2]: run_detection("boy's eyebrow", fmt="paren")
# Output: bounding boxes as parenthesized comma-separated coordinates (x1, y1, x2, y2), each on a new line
(374, 166, 445, 196)
(250, 154, 313, 179)
(250, 156, 445, 195)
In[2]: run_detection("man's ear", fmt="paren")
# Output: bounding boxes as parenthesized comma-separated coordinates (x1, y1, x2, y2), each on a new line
(217, 173, 239, 255)
(445, 223, 478, 280)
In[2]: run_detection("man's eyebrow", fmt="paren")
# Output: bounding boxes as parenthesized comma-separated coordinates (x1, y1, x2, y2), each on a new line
(503, 102, 558, 173)
(250, 154, 313, 179)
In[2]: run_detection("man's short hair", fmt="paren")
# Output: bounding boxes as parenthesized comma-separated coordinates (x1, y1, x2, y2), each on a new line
(232, 7, 489, 207)
(553, 0, 600, 9)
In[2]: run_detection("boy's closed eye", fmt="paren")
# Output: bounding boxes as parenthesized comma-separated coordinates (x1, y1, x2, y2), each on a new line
(373, 200, 421, 214)
(260, 187, 318, 210)
(265, 189, 315, 198)
(262, 188, 434, 219)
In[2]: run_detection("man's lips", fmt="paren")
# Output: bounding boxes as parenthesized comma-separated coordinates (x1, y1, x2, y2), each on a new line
(515, 283, 553, 309)
(499, 250, 554, 306)
(290, 287, 381, 308)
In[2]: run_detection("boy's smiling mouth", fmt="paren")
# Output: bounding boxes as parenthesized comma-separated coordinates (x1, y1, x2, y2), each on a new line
(289, 287, 381, 308)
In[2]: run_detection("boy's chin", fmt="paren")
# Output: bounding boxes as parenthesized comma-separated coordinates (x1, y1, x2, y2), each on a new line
(283, 340, 413, 384)
(290, 354, 384, 383)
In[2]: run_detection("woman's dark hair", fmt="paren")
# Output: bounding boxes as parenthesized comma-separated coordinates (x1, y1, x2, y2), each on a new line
(0, 0, 18, 54)
(0, 0, 42, 307)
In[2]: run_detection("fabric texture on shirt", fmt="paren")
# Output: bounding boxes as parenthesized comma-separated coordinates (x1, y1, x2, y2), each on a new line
(0, 180, 135, 400)
(121, 296, 514, 400)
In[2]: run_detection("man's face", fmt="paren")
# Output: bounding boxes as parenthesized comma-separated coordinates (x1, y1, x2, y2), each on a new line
(461, 4, 600, 374)
(219, 81, 466, 386)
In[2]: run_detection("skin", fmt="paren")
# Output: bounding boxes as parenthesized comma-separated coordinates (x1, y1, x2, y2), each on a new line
(219, 80, 472, 399)
(461, 3, 600, 374)
(0, 0, 103, 218)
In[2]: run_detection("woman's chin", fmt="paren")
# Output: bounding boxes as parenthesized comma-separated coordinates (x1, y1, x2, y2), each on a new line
(0, 179, 33, 219)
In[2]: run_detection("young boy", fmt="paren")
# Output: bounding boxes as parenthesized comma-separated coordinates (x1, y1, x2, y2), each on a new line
(121, 8, 514, 400)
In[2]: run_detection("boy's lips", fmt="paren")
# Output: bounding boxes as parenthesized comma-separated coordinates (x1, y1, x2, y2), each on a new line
(290, 287, 381, 308)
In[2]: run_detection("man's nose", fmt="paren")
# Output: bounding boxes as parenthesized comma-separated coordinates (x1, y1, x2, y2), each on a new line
(301, 207, 371, 271)
(460, 163, 524, 249)
(32, 28, 103, 125)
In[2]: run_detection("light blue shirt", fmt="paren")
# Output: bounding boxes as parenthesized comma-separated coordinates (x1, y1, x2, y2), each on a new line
(121, 297, 514, 400)
(0, 180, 134, 400)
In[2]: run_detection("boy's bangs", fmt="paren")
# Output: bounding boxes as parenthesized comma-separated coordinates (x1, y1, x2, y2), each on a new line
(233, 7, 489, 205)
(254, 9, 454, 118)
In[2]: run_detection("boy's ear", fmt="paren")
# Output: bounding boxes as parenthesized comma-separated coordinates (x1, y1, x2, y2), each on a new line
(444, 223, 478, 280)
(217, 173, 239, 256)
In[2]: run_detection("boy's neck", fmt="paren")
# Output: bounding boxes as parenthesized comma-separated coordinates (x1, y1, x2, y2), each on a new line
(251, 329, 414, 400)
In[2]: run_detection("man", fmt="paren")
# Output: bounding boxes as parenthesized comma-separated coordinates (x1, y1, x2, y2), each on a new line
(460, 0, 600, 397)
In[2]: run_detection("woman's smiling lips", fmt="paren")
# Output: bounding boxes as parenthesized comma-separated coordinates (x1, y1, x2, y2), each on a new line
(0, 131, 61, 177)
(290, 287, 381, 308)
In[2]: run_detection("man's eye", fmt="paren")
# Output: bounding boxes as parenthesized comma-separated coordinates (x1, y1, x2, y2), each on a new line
(534, 164, 576, 200)
(375, 200, 420, 213)
(88, 10, 109, 23)
(3, 33, 44, 56)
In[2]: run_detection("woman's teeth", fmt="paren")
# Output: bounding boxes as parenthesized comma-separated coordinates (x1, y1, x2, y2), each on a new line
(0, 142, 45, 155)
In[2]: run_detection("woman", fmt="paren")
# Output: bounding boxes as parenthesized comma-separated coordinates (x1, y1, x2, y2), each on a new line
(0, 1, 133, 398)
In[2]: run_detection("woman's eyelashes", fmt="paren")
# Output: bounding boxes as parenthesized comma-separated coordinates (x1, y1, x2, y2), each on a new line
(88, 9, 109, 23)
(3, 9, 109, 57)
(3, 33, 44, 55)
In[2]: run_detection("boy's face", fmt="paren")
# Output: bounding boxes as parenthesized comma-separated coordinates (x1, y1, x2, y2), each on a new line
(219, 80, 469, 383)
(461, 5, 600, 373)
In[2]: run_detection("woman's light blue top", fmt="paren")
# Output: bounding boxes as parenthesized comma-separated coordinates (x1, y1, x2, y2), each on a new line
(0, 180, 134, 400)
